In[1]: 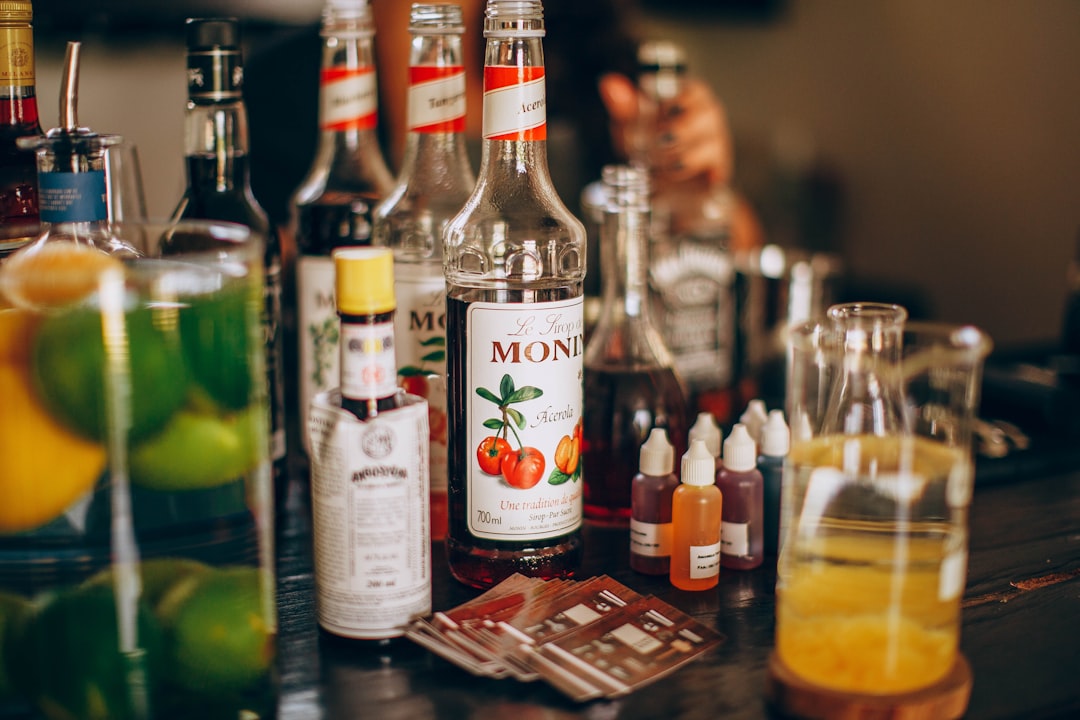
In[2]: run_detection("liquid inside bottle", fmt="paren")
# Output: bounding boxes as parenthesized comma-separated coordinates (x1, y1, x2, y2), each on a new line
(583, 165, 689, 524)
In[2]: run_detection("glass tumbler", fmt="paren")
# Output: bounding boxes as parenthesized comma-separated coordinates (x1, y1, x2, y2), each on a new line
(776, 302, 990, 695)
(0, 220, 277, 719)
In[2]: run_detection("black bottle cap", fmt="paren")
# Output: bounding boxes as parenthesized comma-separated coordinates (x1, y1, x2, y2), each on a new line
(186, 17, 240, 51)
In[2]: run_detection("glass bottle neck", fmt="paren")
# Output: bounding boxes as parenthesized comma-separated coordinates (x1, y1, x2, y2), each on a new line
(476, 33, 556, 189)
(306, 17, 392, 187)
(398, 24, 470, 186)
(183, 100, 251, 194)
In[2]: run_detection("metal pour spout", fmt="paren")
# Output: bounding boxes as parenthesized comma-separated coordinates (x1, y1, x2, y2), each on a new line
(60, 41, 82, 133)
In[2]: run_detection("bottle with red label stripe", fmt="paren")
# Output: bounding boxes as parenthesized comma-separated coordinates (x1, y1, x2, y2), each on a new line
(443, 0, 587, 589)
(291, 0, 395, 456)
(373, 3, 474, 542)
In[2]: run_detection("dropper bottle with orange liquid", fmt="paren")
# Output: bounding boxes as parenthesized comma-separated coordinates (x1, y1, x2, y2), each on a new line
(669, 438, 722, 591)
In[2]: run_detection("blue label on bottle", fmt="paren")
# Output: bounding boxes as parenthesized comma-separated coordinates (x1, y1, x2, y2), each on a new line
(39, 171, 109, 224)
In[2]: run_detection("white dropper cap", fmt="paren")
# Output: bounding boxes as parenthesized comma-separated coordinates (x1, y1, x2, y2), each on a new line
(760, 410, 790, 458)
(739, 399, 768, 445)
(681, 439, 716, 486)
(639, 427, 675, 476)
(687, 412, 721, 459)
(723, 423, 758, 473)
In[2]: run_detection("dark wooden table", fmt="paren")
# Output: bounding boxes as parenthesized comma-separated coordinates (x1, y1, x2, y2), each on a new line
(274, 451, 1080, 720)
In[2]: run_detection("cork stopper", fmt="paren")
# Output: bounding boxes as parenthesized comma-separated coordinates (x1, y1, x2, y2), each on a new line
(723, 423, 758, 473)
(760, 410, 790, 458)
(688, 412, 721, 459)
(681, 439, 715, 487)
(334, 247, 396, 315)
(639, 428, 674, 476)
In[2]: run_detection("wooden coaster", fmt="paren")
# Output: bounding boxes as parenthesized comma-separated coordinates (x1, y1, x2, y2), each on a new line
(764, 651, 972, 720)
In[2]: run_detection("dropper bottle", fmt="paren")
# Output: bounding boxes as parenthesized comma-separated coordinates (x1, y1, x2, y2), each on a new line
(759, 409, 789, 556)
(739, 398, 768, 447)
(670, 438, 723, 591)
(629, 428, 679, 575)
(716, 423, 764, 569)
(688, 411, 722, 473)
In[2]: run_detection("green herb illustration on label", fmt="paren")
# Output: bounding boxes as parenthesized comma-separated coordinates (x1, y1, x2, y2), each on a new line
(399, 336, 445, 384)
(308, 316, 339, 388)
(475, 373, 546, 489)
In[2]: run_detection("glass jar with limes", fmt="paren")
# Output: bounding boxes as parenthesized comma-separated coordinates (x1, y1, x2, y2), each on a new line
(0, 220, 277, 719)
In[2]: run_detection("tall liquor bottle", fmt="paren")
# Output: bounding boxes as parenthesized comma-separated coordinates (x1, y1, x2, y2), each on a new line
(372, 3, 474, 541)
(172, 17, 287, 497)
(0, 0, 41, 259)
(291, 0, 395, 454)
(444, 0, 586, 589)
(635, 40, 739, 424)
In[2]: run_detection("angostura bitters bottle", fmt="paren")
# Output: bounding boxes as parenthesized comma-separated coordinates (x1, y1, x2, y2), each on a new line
(444, 0, 586, 588)
(0, 0, 41, 259)
(291, 0, 395, 455)
(373, 3, 475, 542)
(172, 17, 287, 503)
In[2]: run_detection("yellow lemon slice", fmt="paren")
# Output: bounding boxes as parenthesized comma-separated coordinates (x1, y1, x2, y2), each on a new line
(0, 241, 124, 310)
(0, 309, 105, 533)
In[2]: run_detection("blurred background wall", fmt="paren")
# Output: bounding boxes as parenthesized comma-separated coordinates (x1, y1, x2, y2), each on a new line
(30, 0, 1080, 348)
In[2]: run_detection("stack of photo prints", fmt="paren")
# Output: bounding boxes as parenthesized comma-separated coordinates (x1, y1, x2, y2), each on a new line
(406, 574, 724, 701)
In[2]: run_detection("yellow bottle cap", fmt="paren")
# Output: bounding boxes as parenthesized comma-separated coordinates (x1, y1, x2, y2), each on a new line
(333, 247, 396, 315)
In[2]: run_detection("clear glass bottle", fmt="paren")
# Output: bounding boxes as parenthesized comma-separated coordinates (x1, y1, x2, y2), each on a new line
(171, 17, 287, 507)
(670, 438, 722, 591)
(444, 0, 586, 589)
(635, 40, 739, 425)
(16, 42, 137, 258)
(0, 0, 41, 259)
(291, 0, 395, 455)
(373, 3, 475, 542)
(582, 164, 689, 524)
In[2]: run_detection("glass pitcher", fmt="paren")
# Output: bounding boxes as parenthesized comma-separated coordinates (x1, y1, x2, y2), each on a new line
(776, 302, 990, 695)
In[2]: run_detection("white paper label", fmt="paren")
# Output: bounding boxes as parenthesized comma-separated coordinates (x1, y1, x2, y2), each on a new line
(321, 67, 378, 130)
(340, 320, 397, 401)
(689, 542, 721, 580)
(720, 520, 750, 558)
(308, 392, 431, 639)
(408, 70, 466, 130)
(465, 297, 584, 541)
(482, 77, 545, 139)
(629, 518, 672, 558)
(394, 268, 448, 495)
(297, 255, 338, 453)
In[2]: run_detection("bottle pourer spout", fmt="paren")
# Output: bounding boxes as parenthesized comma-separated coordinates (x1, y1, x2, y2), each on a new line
(60, 41, 82, 132)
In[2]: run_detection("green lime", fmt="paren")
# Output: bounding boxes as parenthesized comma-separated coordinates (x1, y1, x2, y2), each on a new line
(179, 281, 260, 411)
(83, 558, 212, 617)
(31, 302, 189, 442)
(18, 583, 164, 720)
(0, 591, 32, 700)
(129, 406, 263, 491)
(164, 566, 274, 696)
